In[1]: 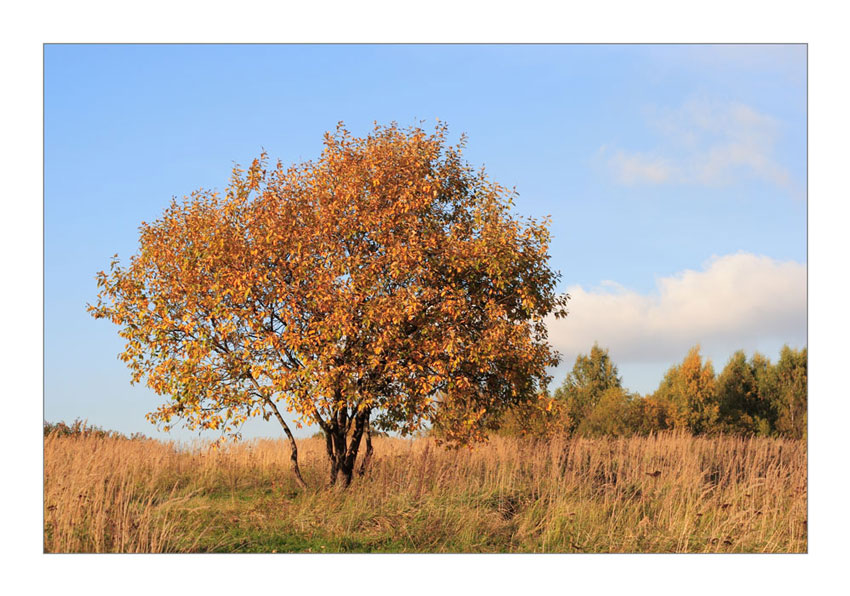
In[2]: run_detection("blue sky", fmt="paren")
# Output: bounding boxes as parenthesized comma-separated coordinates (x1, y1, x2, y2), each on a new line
(44, 44, 807, 441)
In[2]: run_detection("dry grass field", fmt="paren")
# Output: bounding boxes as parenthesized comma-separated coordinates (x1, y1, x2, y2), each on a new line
(43, 432, 806, 553)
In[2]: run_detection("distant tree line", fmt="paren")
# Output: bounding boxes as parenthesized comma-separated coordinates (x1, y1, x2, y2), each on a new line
(44, 418, 150, 441)
(499, 343, 807, 440)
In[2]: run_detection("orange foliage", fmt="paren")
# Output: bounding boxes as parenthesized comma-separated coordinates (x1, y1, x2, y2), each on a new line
(89, 123, 568, 457)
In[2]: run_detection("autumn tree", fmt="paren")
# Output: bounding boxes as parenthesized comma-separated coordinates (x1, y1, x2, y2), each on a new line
(773, 345, 807, 439)
(716, 350, 775, 435)
(553, 343, 622, 434)
(89, 122, 568, 487)
(495, 391, 567, 439)
(577, 386, 639, 437)
(653, 346, 718, 434)
(629, 395, 672, 435)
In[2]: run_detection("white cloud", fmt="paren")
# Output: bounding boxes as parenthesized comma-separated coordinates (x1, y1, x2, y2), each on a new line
(608, 150, 673, 184)
(602, 99, 794, 190)
(546, 252, 807, 365)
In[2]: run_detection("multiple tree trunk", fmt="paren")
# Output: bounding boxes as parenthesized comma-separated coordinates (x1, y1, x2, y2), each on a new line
(325, 408, 371, 487)
(273, 404, 374, 489)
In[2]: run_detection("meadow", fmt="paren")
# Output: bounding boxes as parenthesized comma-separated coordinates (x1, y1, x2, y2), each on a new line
(43, 431, 806, 553)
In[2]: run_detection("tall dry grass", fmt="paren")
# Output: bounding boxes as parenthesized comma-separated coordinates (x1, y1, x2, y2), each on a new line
(43, 434, 216, 553)
(44, 432, 806, 553)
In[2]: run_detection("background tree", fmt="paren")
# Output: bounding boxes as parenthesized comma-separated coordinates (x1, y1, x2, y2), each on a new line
(749, 352, 778, 435)
(716, 350, 775, 435)
(553, 343, 622, 434)
(653, 346, 718, 434)
(629, 395, 672, 436)
(89, 122, 568, 487)
(495, 390, 567, 439)
(577, 386, 639, 437)
(773, 345, 807, 439)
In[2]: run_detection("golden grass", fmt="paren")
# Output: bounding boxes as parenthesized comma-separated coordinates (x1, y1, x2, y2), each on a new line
(44, 432, 806, 553)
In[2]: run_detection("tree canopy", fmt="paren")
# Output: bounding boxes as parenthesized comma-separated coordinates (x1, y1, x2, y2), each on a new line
(652, 346, 718, 434)
(89, 122, 568, 485)
(553, 343, 622, 433)
(773, 346, 807, 439)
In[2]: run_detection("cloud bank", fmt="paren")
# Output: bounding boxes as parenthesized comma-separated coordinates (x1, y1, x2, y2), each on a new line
(546, 252, 807, 365)
(601, 99, 794, 191)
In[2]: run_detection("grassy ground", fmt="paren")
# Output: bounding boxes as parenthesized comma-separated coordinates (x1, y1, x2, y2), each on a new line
(43, 432, 807, 553)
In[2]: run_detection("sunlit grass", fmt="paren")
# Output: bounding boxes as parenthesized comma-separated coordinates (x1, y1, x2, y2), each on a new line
(44, 432, 806, 553)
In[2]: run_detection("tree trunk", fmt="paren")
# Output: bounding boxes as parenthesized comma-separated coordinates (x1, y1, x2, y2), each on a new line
(358, 417, 373, 477)
(338, 453, 355, 487)
(285, 431, 308, 490)
(326, 429, 342, 486)
(324, 408, 370, 488)
(265, 398, 308, 490)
